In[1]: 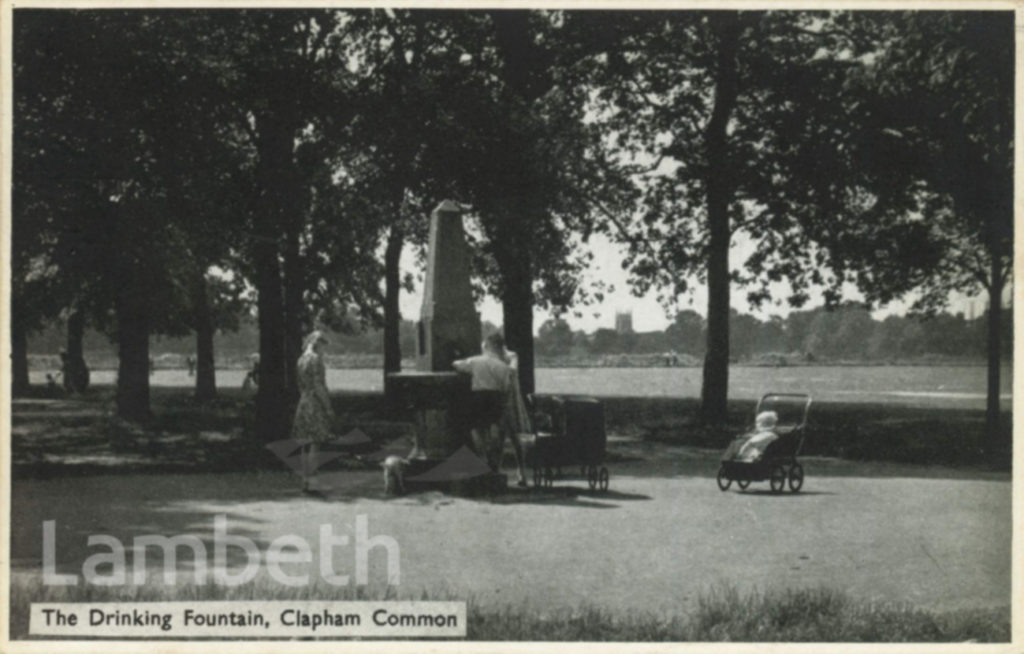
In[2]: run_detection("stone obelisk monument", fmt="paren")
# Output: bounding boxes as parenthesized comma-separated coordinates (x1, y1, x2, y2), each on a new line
(416, 200, 481, 372)
(387, 201, 506, 495)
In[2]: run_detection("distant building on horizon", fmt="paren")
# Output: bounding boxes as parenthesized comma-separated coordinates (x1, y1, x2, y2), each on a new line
(614, 310, 634, 334)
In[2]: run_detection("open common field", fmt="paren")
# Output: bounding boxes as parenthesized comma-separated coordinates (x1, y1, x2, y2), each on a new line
(31, 364, 1013, 408)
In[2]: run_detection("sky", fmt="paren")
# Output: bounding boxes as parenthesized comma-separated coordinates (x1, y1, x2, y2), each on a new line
(397, 231, 992, 335)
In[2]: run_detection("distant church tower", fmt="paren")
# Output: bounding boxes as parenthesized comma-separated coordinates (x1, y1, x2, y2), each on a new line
(614, 310, 634, 334)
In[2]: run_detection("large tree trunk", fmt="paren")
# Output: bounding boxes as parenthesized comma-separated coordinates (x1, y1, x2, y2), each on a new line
(193, 270, 217, 402)
(253, 103, 298, 443)
(383, 224, 404, 397)
(115, 289, 150, 422)
(699, 12, 741, 426)
(11, 311, 29, 397)
(254, 241, 288, 442)
(701, 231, 731, 425)
(501, 247, 536, 398)
(283, 226, 304, 404)
(984, 263, 1004, 455)
(488, 10, 541, 400)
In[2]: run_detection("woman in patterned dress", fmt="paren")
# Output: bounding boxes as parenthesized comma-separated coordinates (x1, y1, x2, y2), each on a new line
(292, 330, 335, 492)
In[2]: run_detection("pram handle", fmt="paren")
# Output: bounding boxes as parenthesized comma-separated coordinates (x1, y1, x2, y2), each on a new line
(755, 393, 812, 430)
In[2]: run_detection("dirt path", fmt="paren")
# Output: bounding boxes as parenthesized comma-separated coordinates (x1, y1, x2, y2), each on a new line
(11, 460, 1010, 614)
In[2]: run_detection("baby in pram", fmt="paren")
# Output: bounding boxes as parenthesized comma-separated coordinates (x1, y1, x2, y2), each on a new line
(729, 410, 779, 463)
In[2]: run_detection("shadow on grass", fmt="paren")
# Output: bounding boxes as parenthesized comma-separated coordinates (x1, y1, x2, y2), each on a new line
(11, 387, 1012, 485)
(634, 396, 1011, 472)
(11, 388, 395, 483)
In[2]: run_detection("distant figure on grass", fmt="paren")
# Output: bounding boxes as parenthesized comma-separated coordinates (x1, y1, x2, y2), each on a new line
(736, 411, 780, 463)
(46, 373, 64, 397)
(453, 332, 529, 487)
(186, 355, 196, 377)
(291, 331, 336, 493)
(242, 353, 260, 391)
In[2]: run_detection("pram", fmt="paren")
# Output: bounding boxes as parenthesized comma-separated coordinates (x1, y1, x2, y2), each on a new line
(526, 396, 610, 492)
(717, 393, 812, 493)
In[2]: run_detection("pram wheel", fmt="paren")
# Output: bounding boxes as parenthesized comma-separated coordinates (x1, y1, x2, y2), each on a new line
(788, 463, 804, 492)
(716, 465, 732, 491)
(769, 465, 786, 493)
(737, 479, 751, 490)
(598, 466, 609, 492)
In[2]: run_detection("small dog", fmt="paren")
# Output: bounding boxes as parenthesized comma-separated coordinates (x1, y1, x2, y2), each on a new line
(382, 455, 408, 495)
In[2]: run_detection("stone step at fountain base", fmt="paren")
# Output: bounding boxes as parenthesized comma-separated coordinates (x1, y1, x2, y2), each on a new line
(402, 457, 508, 497)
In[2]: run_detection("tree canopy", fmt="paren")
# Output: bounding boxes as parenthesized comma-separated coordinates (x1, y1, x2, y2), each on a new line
(11, 9, 1012, 449)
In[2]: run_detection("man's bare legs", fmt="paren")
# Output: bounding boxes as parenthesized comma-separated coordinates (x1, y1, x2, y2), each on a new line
(487, 424, 504, 471)
(470, 427, 491, 468)
(472, 423, 526, 483)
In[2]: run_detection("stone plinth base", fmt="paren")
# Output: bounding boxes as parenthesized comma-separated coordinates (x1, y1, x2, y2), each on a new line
(387, 371, 471, 459)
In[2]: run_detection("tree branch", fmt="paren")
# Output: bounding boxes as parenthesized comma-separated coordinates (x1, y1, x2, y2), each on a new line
(589, 198, 664, 260)
(234, 107, 259, 144)
(626, 79, 665, 111)
(622, 154, 666, 176)
(729, 206, 767, 237)
(306, 14, 332, 62)
(999, 258, 1012, 288)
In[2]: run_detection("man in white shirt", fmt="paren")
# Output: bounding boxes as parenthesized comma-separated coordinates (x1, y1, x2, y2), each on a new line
(453, 334, 512, 472)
